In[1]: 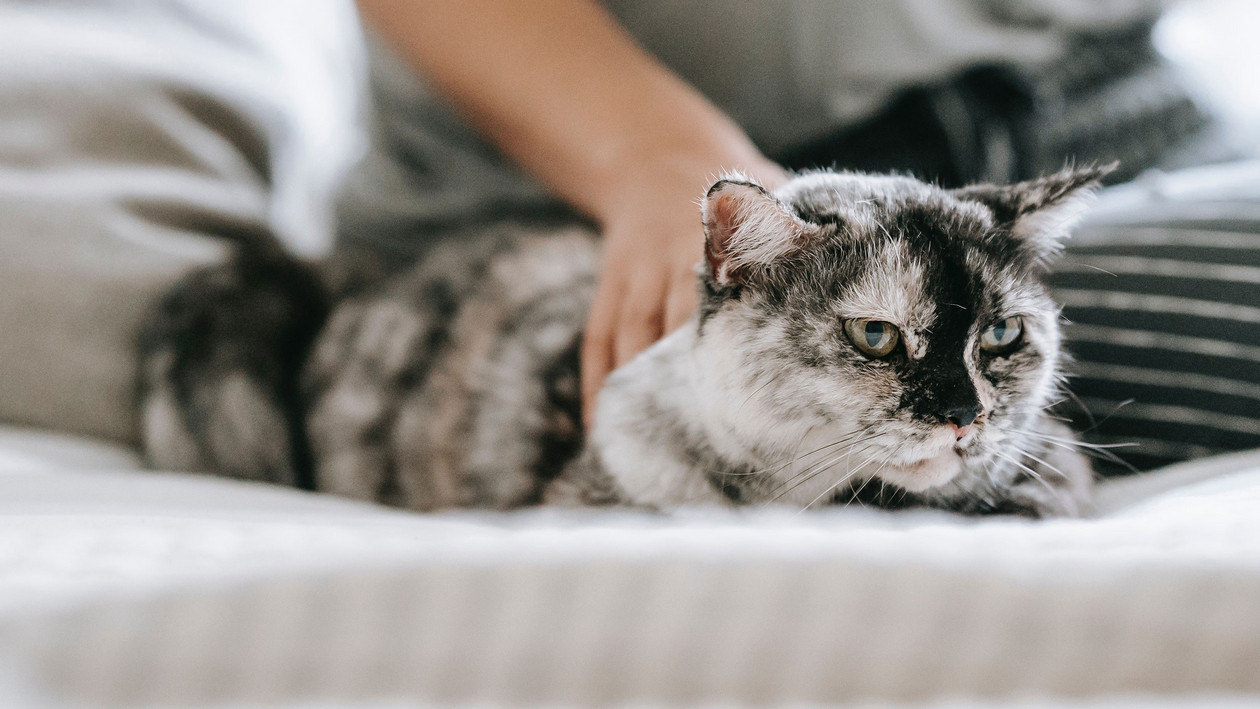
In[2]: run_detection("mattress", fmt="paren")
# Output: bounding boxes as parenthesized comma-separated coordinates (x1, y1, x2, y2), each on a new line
(0, 426, 1259, 708)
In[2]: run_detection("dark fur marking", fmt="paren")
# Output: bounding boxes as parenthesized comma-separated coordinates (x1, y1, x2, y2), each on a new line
(537, 336, 585, 484)
(139, 245, 330, 489)
(793, 205, 846, 228)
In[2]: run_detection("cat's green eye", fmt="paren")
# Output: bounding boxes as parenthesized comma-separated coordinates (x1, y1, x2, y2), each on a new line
(844, 319, 901, 358)
(979, 316, 1024, 353)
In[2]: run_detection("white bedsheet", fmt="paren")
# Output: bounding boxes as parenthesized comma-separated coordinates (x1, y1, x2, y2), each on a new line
(1, 425, 1258, 708)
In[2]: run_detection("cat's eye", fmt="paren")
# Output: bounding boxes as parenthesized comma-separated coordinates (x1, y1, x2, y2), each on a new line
(979, 316, 1024, 353)
(844, 319, 901, 358)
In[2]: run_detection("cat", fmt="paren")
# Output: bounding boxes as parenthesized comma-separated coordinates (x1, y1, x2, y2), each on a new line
(140, 166, 1107, 517)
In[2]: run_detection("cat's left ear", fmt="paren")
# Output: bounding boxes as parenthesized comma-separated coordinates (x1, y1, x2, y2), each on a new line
(702, 177, 823, 286)
(951, 164, 1115, 265)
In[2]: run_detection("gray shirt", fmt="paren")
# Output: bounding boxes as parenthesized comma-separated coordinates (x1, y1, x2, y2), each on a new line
(606, 0, 1164, 153)
(338, 0, 1165, 248)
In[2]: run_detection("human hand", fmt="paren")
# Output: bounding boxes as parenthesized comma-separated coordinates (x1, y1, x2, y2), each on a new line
(580, 158, 787, 429)
(358, 0, 790, 431)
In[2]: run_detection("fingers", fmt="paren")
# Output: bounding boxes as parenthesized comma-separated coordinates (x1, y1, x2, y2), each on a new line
(663, 269, 697, 334)
(581, 271, 670, 432)
(578, 206, 706, 431)
(580, 275, 621, 431)
(612, 280, 664, 370)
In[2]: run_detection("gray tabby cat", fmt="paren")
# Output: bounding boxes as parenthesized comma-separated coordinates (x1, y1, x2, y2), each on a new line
(141, 167, 1106, 517)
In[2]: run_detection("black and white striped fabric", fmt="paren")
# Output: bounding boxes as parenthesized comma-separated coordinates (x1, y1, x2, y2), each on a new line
(1052, 162, 1260, 472)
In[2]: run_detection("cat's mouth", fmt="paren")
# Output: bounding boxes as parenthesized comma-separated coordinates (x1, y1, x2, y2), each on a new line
(856, 425, 986, 492)
(883, 449, 962, 492)
(877, 428, 974, 492)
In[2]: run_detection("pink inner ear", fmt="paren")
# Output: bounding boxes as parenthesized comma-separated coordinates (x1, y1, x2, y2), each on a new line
(704, 190, 745, 278)
(703, 180, 826, 285)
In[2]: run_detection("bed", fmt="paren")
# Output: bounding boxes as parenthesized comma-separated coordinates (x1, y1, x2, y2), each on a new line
(1, 425, 1259, 707)
(3, 2, 1260, 706)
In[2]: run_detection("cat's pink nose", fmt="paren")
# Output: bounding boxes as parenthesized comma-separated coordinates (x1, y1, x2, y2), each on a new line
(945, 403, 982, 429)
(949, 422, 972, 440)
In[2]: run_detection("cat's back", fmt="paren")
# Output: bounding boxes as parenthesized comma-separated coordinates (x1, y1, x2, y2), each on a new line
(305, 225, 600, 509)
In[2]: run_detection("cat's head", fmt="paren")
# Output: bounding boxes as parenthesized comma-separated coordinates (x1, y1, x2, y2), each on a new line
(693, 167, 1108, 500)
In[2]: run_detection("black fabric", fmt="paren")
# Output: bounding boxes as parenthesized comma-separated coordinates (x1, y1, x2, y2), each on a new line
(775, 26, 1207, 187)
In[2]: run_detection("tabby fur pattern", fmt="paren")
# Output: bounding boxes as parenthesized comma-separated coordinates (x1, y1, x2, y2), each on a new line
(141, 168, 1107, 516)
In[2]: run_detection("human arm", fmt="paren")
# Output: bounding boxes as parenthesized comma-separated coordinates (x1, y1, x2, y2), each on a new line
(355, 0, 787, 426)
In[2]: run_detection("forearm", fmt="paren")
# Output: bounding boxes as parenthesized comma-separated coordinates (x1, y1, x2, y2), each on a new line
(356, 0, 782, 222)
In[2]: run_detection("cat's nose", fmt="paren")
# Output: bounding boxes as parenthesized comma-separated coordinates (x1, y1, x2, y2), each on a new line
(945, 404, 983, 439)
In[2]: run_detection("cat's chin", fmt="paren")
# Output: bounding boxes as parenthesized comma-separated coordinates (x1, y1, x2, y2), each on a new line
(881, 450, 962, 492)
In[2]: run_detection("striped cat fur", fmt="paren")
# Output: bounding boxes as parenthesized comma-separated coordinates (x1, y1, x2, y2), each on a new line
(140, 168, 1107, 516)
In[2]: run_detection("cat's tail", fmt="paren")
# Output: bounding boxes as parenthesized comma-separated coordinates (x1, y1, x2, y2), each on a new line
(137, 243, 331, 488)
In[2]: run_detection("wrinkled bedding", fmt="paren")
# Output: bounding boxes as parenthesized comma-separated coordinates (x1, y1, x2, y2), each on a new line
(1, 426, 1258, 707)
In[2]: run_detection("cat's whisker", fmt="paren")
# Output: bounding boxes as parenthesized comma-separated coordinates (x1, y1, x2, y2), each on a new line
(978, 488, 998, 510)
(735, 375, 781, 415)
(1083, 398, 1136, 434)
(994, 450, 1045, 486)
(750, 419, 897, 483)
(767, 433, 890, 505)
(983, 461, 1000, 488)
(1054, 380, 1137, 437)
(895, 486, 911, 507)
(994, 450, 1058, 497)
(1016, 429, 1137, 450)
(777, 426, 815, 482)
(1016, 447, 1070, 482)
(842, 454, 890, 509)
(769, 443, 869, 502)
(1046, 443, 1136, 473)
(1010, 428, 1140, 472)
(1059, 386, 1098, 430)
(796, 447, 885, 514)
(724, 427, 874, 479)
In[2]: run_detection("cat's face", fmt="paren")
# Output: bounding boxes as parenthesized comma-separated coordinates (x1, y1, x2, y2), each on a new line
(696, 168, 1104, 500)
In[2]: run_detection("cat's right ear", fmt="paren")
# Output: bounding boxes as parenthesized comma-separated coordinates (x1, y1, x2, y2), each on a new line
(702, 178, 822, 286)
(949, 164, 1115, 266)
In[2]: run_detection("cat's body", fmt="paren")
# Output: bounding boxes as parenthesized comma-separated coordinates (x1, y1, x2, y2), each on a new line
(142, 168, 1104, 517)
